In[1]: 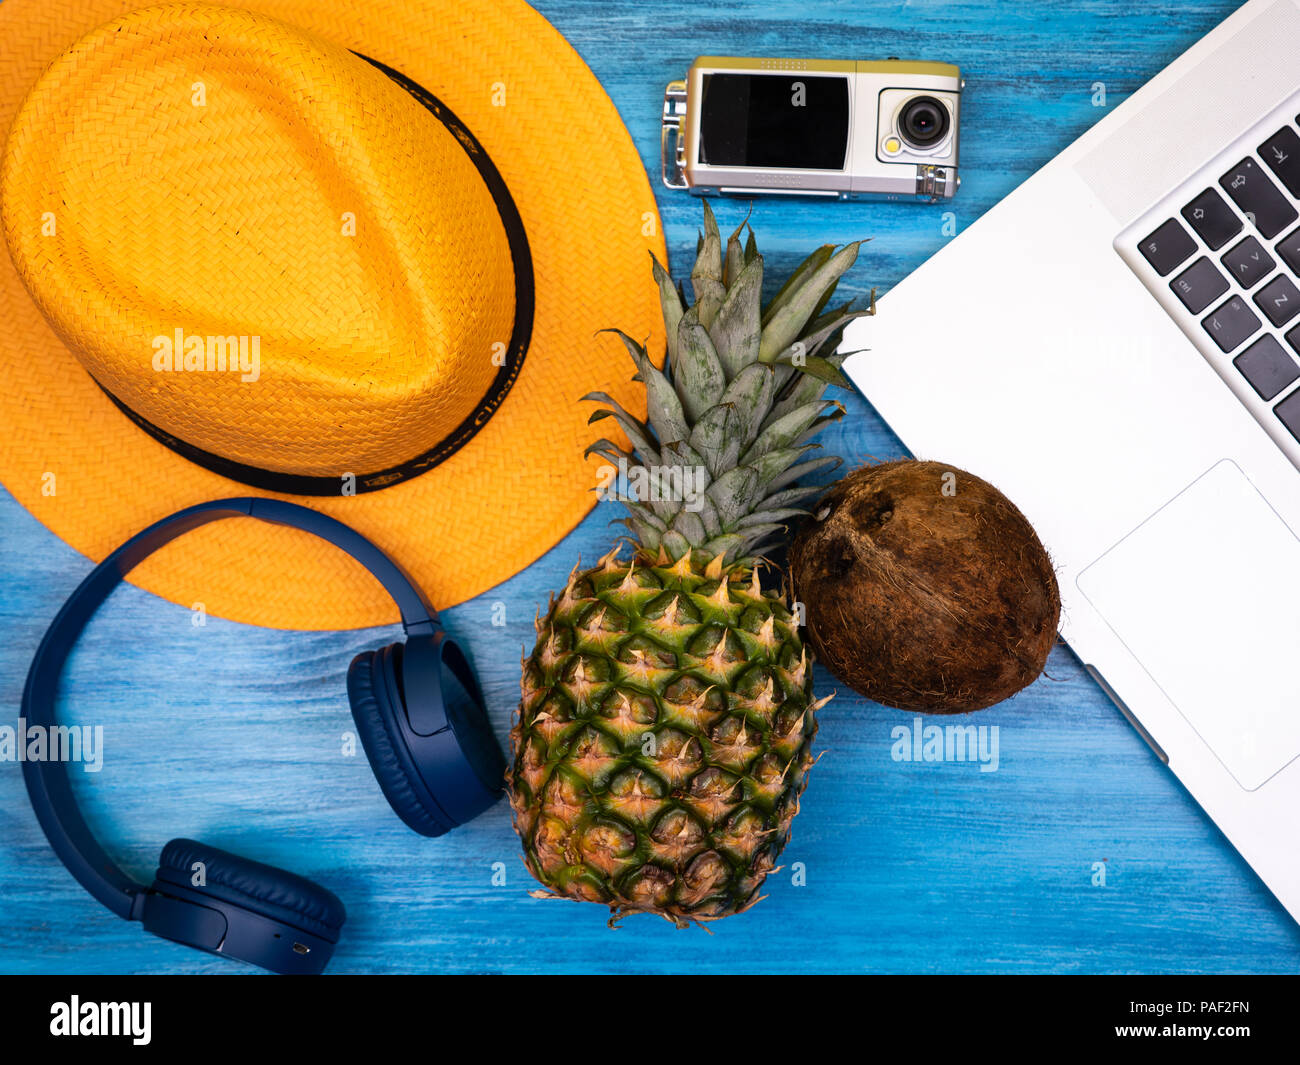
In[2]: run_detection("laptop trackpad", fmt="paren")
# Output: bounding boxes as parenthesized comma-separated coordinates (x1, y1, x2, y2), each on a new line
(1077, 459, 1300, 790)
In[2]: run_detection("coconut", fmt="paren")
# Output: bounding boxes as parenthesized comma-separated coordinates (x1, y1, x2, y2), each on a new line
(789, 460, 1060, 713)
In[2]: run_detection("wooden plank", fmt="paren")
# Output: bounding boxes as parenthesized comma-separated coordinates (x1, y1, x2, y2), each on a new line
(2, 0, 1297, 973)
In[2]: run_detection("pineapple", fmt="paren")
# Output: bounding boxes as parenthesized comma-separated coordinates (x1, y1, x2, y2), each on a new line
(508, 203, 870, 926)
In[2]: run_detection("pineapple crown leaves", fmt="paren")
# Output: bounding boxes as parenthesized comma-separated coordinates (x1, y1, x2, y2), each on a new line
(585, 202, 872, 566)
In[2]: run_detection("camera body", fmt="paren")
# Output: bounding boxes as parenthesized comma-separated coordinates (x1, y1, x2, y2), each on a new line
(663, 56, 962, 201)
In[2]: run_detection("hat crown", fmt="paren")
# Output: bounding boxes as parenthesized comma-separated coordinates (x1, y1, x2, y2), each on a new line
(1, 2, 516, 480)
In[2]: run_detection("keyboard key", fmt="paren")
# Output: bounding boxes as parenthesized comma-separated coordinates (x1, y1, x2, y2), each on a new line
(1181, 188, 1242, 250)
(1285, 320, 1300, 355)
(1202, 294, 1261, 352)
(1259, 126, 1300, 198)
(1254, 274, 1300, 326)
(1220, 235, 1275, 288)
(1170, 257, 1229, 313)
(1219, 157, 1298, 238)
(1277, 226, 1300, 275)
(1276, 389, 1300, 443)
(1138, 218, 1196, 276)
(1234, 334, 1299, 400)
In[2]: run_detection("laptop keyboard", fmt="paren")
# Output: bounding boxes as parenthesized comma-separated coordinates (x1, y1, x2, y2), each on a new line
(1120, 95, 1300, 464)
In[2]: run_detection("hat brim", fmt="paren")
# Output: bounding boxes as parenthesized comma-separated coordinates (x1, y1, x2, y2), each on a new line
(0, 0, 666, 630)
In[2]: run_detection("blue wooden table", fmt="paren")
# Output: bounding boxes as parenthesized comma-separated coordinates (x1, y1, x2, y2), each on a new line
(4, 0, 1298, 974)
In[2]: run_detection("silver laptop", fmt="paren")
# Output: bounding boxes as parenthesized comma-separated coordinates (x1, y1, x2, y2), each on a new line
(841, 0, 1300, 923)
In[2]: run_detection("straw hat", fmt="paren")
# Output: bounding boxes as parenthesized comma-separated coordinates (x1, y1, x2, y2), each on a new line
(0, 0, 665, 629)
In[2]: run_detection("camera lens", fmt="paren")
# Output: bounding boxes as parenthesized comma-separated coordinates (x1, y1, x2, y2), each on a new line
(898, 96, 950, 148)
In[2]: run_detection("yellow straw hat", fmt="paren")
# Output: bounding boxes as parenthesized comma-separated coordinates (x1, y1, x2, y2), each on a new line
(0, 0, 665, 629)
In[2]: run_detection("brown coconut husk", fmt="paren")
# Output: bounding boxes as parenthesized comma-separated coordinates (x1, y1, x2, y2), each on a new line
(789, 459, 1060, 713)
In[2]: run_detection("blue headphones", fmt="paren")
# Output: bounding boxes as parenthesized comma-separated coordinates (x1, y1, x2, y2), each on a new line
(20, 497, 505, 974)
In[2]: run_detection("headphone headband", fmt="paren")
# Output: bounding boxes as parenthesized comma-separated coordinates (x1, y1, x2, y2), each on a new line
(20, 498, 446, 920)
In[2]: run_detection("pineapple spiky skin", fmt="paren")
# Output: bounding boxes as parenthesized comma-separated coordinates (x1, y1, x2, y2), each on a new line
(510, 202, 869, 924)
(509, 547, 821, 925)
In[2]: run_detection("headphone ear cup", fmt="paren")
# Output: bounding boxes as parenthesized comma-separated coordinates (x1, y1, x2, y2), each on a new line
(146, 838, 344, 974)
(432, 637, 507, 798)
(155, 838, 345, 937)
(346, 645, 452, 837)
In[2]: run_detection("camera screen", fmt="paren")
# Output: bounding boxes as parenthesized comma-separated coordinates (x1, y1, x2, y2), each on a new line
(698, 73, 850, 170)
